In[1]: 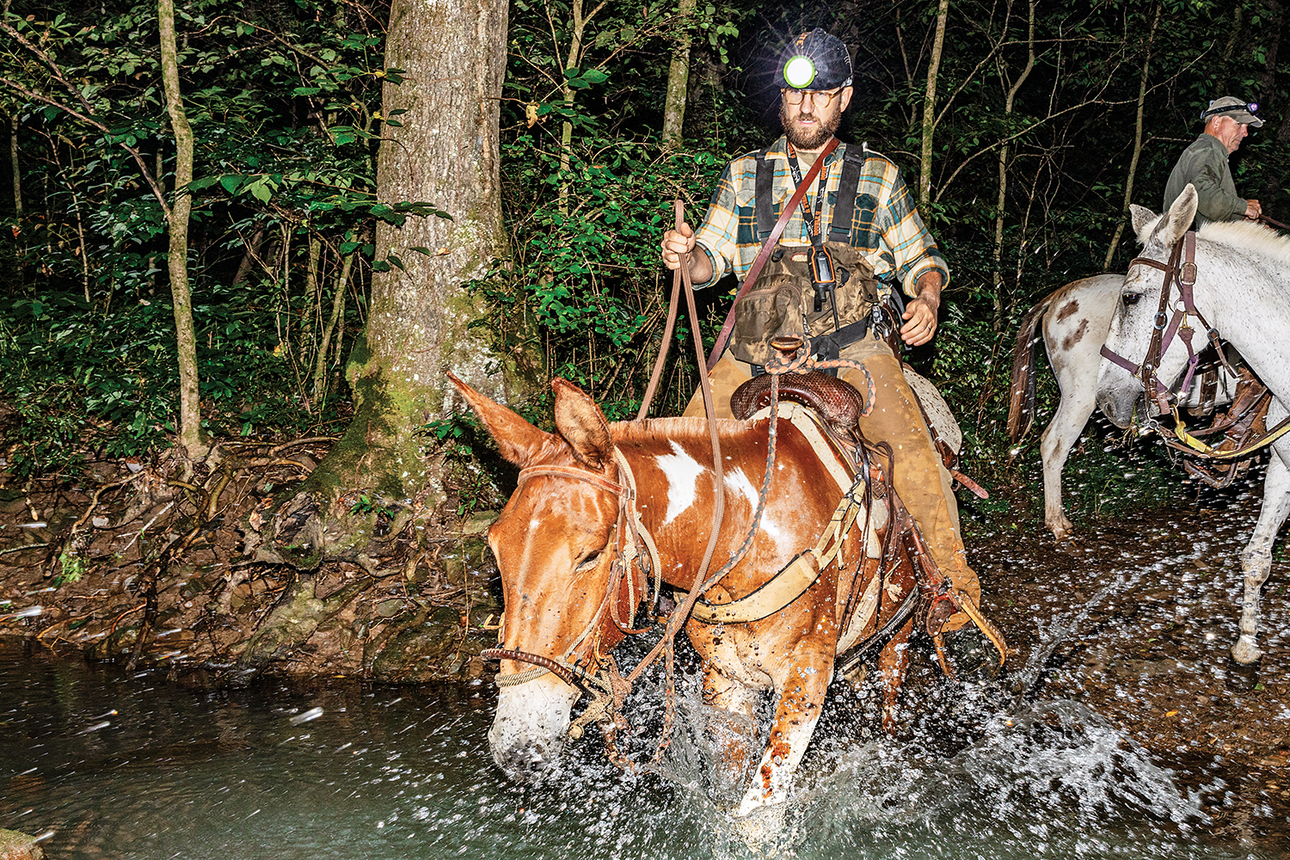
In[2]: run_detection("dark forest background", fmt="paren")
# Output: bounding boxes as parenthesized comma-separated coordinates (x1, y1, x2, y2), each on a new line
(1, 0, 1284, 520)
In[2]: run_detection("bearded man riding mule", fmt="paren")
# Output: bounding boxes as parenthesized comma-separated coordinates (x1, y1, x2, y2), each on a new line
(661, 29, 987, 653)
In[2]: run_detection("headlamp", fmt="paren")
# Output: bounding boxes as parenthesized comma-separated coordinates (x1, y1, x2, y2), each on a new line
(1200, 101, 1259, 120)
(783, 55, 817, 90)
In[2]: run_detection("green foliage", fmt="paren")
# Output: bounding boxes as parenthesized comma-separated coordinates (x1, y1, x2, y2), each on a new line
(53, 551, 87, 588)
(0, 0, 397, 475)
(0, 281, 347, 477)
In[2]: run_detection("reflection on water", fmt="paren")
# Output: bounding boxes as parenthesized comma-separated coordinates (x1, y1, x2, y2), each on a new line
(0, 641, 1273, 860)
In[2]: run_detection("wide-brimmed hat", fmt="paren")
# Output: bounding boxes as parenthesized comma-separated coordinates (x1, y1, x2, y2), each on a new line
(1200, 96, 1264, 128)
(774, 28, 853, 91)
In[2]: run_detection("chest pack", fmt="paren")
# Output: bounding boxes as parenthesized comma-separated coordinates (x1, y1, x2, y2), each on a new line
(728, 145, 886, 367)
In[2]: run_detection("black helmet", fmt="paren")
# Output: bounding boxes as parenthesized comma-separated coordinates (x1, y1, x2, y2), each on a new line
(775, 28, 853, 91)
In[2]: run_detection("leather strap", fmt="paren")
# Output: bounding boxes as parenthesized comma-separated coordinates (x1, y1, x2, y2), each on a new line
(705, 137, 841, 371)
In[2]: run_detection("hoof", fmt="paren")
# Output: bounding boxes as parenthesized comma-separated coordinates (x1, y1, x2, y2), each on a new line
(1225, 654, 1261, 690)
(1048, 513, 1073, 541)
(731, 802, 787, 852)
(1230, 636, 1263, 666)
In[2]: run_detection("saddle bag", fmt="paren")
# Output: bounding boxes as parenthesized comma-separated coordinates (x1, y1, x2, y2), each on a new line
(728, 242, 882, 367)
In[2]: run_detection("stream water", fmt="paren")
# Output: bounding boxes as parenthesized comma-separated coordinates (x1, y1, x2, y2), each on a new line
(0, 639, 1278, 860)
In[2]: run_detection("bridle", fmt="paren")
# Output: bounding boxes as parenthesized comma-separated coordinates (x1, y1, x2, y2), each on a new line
(479, 451, 661, 695)
(1100, 231, 1290, 459)
(1099, 231, 1229, 417)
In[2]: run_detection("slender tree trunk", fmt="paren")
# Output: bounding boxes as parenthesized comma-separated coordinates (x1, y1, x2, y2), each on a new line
(253, 0, 519, 567)
(313, 251, 355, 404)
(556, 0, 593, 215)
(1104, 4, 1161, 271)
(661, 0, 696, 146)
(231, 225, 267, 287)
(919, 0, 950, 210)
(991, 0, 1035, 328)
(158, 0, 211, 461)
(9, 116, 19, 221)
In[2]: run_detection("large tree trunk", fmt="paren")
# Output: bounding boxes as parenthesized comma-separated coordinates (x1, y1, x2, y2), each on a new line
(250, 0, 516, 568)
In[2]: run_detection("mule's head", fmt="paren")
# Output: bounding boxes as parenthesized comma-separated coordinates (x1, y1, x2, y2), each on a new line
(448, 373, 632, 781)
(1096, 186, 1199, 427)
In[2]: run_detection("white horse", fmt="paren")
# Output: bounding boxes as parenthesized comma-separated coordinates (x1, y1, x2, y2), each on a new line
(1097, 185, 1290, 664)
(1008, 275, 1238, 539)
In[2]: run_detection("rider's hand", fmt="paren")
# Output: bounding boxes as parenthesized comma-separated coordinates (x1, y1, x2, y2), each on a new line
(1246, 199, 1263, 220)
(900, 297, 938, 346)
(661, 222, 696, 270)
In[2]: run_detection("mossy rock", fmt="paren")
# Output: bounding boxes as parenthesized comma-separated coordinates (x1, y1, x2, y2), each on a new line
(368, 607, 464, 683)
(0, 828, 43, 860)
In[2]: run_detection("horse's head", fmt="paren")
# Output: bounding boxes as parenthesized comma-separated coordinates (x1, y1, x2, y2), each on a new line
(1096, 185, 1199, 427)
(448, 372, 636, 781)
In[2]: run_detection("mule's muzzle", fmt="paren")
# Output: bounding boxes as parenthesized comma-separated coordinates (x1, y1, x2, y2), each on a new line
(489, 733, 567, 782)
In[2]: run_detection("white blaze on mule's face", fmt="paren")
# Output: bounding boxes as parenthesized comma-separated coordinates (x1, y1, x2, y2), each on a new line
(489, 674, 582, 778)
(656, 441, 706, 525)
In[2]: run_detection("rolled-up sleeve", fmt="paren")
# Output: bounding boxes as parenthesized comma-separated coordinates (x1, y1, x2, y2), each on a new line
(872, 166, 949, 297)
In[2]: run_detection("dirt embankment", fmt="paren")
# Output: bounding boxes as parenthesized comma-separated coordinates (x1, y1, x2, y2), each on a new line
(0, 446, 500, 687)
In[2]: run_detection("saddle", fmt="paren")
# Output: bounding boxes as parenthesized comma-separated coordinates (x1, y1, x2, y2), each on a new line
(728, 341, 987, 498)
(724, 340, 1005, 675)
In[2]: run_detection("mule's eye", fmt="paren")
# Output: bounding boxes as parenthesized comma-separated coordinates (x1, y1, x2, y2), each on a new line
(575, 551, 602, 572)
(1122, 292, 1143, 306)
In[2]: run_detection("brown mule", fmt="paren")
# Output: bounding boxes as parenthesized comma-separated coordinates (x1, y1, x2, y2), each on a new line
(450, 372, 995, 816)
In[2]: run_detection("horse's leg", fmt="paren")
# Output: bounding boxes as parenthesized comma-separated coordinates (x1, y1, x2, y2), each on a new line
(701, 664, 759, 787)
(1038, 357, 1099, 541)
(876, 620, 914, 734)
(1232, 437, 1290, 664)
(735, 639, 835, 817)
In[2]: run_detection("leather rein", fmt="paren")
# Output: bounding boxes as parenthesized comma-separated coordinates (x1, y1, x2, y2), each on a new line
(1099, 232, 1290, 459)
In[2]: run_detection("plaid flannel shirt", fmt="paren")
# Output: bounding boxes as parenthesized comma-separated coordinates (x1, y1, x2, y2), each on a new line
(692, 135, 949, 297)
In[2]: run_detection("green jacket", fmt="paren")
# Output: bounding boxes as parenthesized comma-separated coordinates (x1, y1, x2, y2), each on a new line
(1162, 133, 1246, 224)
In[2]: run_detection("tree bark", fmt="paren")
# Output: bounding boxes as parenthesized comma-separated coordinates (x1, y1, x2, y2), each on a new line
(661, 0, 696, 146)
(254, 0, 517, 567)
(157, 0, 211, 461)
(919, 0, 950, 210)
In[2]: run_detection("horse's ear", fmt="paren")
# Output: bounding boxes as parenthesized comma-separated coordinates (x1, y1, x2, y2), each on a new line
(447, 371, 552, 468)
(1129, 204, 1160, 243)
(1154, 185, 1198, 246)
(551, 378, 613, 470)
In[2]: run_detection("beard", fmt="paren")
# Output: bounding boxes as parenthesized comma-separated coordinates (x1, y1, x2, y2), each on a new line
(780, 101, 841, 150)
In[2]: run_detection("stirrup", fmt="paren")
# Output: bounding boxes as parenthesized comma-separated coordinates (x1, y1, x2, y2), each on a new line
(927, 587, 1008, 678)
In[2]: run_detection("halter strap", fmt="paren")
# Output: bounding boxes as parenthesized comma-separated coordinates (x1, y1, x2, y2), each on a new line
(517, 464, 627, 497)
(489, 455, 656, 688)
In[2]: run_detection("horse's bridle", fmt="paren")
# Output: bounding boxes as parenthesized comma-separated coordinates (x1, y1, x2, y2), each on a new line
(1099, 231, 1230, 415)
(1099, 232, 1290, 460)
(479, 453, 660, 694)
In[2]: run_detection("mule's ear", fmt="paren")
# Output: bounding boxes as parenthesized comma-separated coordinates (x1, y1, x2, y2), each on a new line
(551, 378, 613, 470)
(1129, 204, 1160, 243)
(447, 371, 552, 468)
(1153, 185, 1198, 246)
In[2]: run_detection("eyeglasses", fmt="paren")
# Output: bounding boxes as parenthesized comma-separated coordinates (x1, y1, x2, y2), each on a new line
(782, 88, 844, 108)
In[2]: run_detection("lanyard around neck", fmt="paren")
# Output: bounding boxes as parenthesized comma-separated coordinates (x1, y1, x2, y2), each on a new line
(787, 142, 829, 244)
